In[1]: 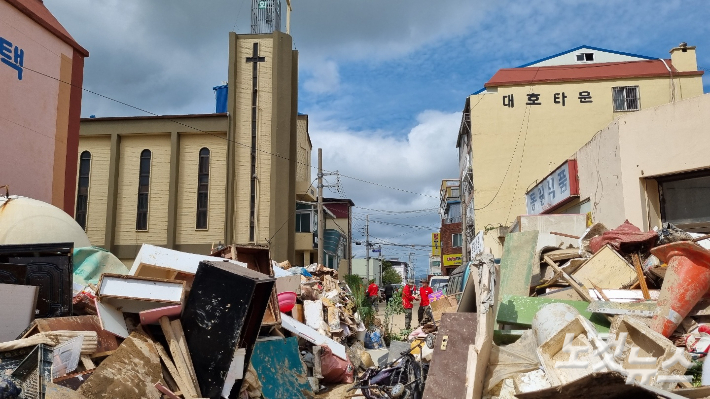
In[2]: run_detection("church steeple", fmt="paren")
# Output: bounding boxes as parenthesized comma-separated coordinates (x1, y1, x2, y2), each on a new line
(251, 0, 282, 34)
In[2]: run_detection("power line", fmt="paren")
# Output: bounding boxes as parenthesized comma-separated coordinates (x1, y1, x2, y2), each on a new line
(18, 64, 439, 200)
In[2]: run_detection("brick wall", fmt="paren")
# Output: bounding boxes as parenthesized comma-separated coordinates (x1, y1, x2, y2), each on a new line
(440, 221, 462, 276)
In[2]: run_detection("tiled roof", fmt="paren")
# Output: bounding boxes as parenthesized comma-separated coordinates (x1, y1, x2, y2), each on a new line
(484, 59, 702, 88)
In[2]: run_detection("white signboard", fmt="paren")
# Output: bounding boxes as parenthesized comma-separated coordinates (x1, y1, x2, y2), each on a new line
(470, 231, 485, 257)
(525, 160, 579, 215)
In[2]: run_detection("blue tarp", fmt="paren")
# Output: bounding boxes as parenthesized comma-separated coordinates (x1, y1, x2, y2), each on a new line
(213, 85, 228, 113)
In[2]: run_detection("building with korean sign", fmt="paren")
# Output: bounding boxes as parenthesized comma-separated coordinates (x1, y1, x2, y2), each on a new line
(533, 92, 710, 236)
(0, 0, 88, 214)
(455, 44, 703, 256)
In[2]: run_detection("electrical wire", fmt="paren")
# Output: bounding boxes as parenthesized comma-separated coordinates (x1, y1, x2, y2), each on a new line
(19, 64, 438, 200)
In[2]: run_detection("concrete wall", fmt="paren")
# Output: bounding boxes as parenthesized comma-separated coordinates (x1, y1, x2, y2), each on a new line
(472, 73, 704, 256)
(351, 258, 382, 285)
(0, 2, 84, 213)
(572, 93, 710, 231)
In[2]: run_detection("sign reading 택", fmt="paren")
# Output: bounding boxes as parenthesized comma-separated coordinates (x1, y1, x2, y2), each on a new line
(525, 160, 579, 215)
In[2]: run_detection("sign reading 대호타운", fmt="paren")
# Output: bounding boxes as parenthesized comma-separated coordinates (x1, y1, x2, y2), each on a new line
(525, 160, 579, 215)
(443, 254, 462, 267)
(431, 233, 441, 256)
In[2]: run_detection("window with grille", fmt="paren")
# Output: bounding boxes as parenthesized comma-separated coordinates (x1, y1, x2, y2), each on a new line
(75, 151, 91, 230)
(136, 149, 151, 231)
(196, 148, 210, 230)
(452, 233, 462, 247)
(612, 86, 640, 111)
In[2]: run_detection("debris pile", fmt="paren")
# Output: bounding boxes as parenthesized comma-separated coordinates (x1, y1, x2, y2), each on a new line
(469, 217, 710, 399)
(0, 239, 391, 398)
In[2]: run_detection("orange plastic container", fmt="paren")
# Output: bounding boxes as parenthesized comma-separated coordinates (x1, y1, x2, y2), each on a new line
(651, 241, 710, 337)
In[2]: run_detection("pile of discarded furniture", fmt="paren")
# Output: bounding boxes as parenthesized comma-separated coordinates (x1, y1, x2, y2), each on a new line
(464, 215, 710, 399)
(0, 242, 372, 399)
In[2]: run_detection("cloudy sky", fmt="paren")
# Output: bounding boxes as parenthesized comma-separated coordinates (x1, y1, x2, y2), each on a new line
(45, 0, 710, 278)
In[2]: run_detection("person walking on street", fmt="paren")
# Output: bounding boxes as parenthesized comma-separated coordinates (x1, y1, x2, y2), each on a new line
(402, 279, 418, 330)
(384, 284, 394, 304)
(367, 279, 379, 312)
(418, 279, 434, 325)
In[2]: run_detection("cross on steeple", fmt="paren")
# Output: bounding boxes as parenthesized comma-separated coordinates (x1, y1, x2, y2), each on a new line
(246, 43, 266, 65)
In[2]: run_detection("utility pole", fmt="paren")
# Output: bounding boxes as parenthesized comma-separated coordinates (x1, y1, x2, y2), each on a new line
(365, 215, 370, 284)
(378, 245, 383, 286)
(317, 148, 324, 266)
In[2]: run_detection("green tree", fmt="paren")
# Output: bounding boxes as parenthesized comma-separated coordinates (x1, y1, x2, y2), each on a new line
(382, 267, 402, 285)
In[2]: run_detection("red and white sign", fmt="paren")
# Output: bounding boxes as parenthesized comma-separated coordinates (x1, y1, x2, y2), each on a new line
(525, 160, 579, 215)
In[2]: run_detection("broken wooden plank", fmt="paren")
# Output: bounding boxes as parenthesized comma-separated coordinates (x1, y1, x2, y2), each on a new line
(281, 313, 347, 360)
(498, 295, 610, 332)
(153, 340, 194, 399)
(497, 231, 539, 306)
(160, 316, 198, 398)
(170, 319, 201, 398)
(544, 256, 594, 303)
(632, 253, 651, 300)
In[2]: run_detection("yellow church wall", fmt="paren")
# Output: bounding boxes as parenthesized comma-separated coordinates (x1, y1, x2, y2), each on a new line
(472, 75, 703, 256)
(175, 133, 227, 245)
(115, 134, 171, 246)
(77, 136, 111, 247)
(234, 37, 274, 244)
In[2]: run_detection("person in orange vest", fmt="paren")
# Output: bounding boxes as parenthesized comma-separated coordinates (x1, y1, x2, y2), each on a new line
(418, 279, 434, 325)
(367, 279, 379, 312)
(402, 279, 418, 329)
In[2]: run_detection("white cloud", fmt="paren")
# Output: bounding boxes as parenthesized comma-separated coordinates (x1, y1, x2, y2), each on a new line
(303, 59, 340, 94)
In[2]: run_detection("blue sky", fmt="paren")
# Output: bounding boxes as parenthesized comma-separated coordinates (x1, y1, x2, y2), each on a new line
(44, 0, 710, 277)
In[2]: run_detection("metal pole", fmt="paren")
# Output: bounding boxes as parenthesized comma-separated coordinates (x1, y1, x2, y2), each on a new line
(317, 148, 324, 266)
(379, 245, 383, 286)
(365, 215, 370, 284)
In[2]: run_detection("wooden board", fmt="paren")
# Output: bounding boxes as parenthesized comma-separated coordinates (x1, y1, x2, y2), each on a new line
(572, 245, 637, 289)
(77, 332, 162, 399)
(250, 337, 313, 399)
(0, 283, 38, 342)
(97, 274, 185, 313)
(280, 313, 347, 360)
(422, 313, 478, 399)
(496, 231, 539, 307)
(24, 315, 119, 353)
(497, 295, 610, 332)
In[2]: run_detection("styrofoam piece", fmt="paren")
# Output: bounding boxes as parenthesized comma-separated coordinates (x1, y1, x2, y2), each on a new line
(513, 369, 552, 393)
(129, 244, 247, 277)
(139, 305, 182, 325)
(537, 315, 608, 386)
(280, 313, 347, 360)
(304, 300, 324, 330)
(532, 303, 581, 346)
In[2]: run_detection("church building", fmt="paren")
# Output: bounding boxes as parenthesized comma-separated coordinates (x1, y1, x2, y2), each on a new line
(78, 21, 303, 265)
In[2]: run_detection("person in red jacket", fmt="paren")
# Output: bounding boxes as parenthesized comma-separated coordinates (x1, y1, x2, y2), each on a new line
(418, 280, 434, 325)
(402, 279, 418, 329)
(367, 279, 379, 312)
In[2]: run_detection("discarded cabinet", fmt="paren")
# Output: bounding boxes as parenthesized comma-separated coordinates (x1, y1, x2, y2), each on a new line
(231, 244, 281, 327)
(181, 260, 275, 398)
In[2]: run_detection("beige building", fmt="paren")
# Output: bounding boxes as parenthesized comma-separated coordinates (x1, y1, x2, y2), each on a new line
(538, 93, 710, 234)
(78, 31, 302, 265)
(458, 45, 704, 256)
